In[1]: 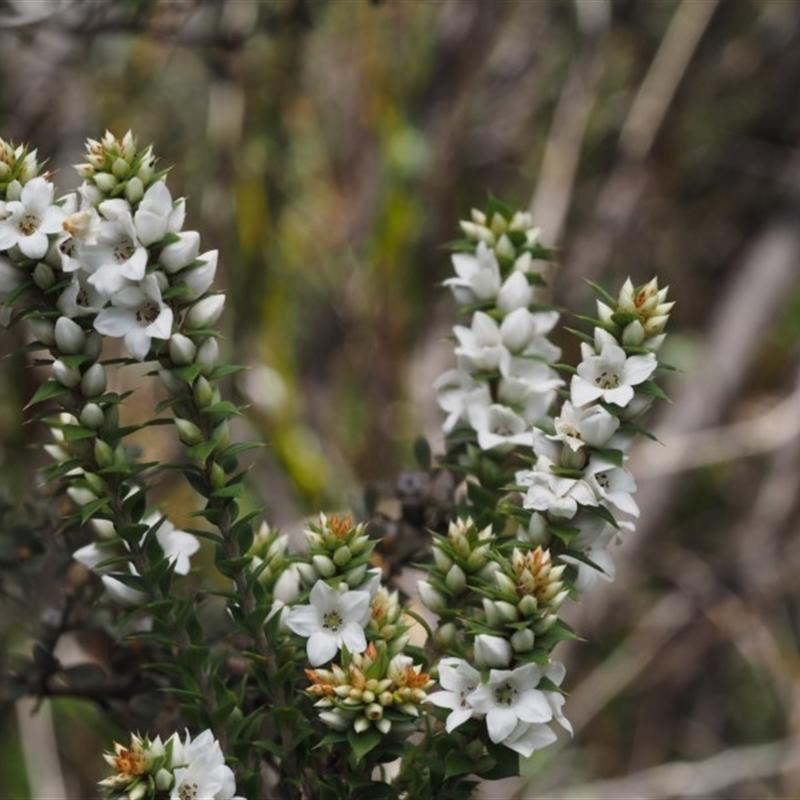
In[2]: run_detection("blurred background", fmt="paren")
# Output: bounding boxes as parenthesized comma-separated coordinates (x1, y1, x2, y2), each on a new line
(1, 0, 800, 797)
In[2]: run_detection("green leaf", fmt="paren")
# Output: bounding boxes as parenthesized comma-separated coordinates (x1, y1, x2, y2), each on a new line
(413, 436, 432, 470)
(80, 497, 112, 524)
(62, 424, 97, 442)
(186, 440, 216, 463)
(347, 727, 382, 764)
(211, 482, 245, 499)
(445, 750, 478, 779)
(548, 524, 581, 545)
(25, 380, 70, 409)
(585, 279, 617, 308)
(589, 447, 624, 467)
(636, 380, 670, 402)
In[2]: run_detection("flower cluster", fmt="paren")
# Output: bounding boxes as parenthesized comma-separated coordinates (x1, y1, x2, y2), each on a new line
(420, 202, 674, 763)
(516, 276, 673, 590)
(1, 130, 675, 799)
(305, 642, 432, 739)
(435, 201, 562, 454)
(429, 658, 570, 757)
(100, 728, 243, 800)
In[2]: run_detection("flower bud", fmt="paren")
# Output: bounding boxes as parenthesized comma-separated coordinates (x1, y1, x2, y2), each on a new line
(52, 359, 81, 387)
(333, 545, 352, 567)
(444, 564, 466, 594)
(169, 333, 197, 365)
(185, 294, 225, 329)
(622, 320, 645, 346)
(210, 462, 227, 489)
(510, 628, 535, 653)
(6, 180, 21, 201)
(155, 769, 173, 792)
(417, 580, 447, 613)
(353, 716, 371, 734)
(32, 262, 55, 290)
(83, 330, 103, 362)
(93, 172, 118, 193)
(196, 337, 219, 373)
(54, 316, 86, 355)
(174, 417, 203, 445)
(432, 546, 453, 573)
(193, 375, 214, 407)
(474, 634, 512, 668)
(518, 594, 539, 618)
(79, 403, 104, 430)
(111, 157, 129, 178)
(344, 562, 368, 587)
(160, 231, 201, 273)
(125, 176, 144, 204)
(80, 363, 107, 397)
(312, 554, 336, 578)
(93, 438, 114, 468)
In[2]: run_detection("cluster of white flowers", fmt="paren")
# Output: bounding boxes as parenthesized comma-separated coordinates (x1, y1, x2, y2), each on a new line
(435, 205, 562, 452)
(422, 203, 674, 761)
(517, 277, 673, 590)
(429, 657, 570, 757)
(100, 728, 243, 800)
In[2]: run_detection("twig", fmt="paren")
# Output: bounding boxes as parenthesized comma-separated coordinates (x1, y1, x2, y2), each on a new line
(543, 737, 800, 799)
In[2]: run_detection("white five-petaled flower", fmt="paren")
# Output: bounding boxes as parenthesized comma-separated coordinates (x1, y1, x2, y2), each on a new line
(0, 176, 65, 259)
(571, 329, 657, 408)
(284, 580, 371, 666)
(584, 457, 639, 518)
(72, 514, 200, 606)
(548, 400, 620, 452)
(427, 657, 483, 732)
(517, 456, 598, 520)
(434, 368, 492, 435)
(170, 729, 244, 800)
(444, 241, 502, 305)
(93, 273, 173, 360)
(468, 663, 554, 755)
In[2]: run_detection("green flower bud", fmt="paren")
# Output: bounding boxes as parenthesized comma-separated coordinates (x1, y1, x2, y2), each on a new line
(174, 417, 203, 445)
(80, 403, 104, 430)
(32, 262, 55, 290)
(312, 554, 336, 578)
(80, 363, 107, 398)
(52, 359, 81, 388)
(169, 333, 197, 365)
(54, 317, 86, 355)
(93, 438, 114, 468)
(333, 545, 352, 567)
(193, 375, 214, 407)
(510, 628, 535, 653)
(125, 176, 144, 204)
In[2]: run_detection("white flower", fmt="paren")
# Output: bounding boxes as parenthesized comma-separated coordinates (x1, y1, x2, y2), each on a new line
(284, 580, 371, 666)
(517, 456, 597, 520)
(82, 204, 149, 296)
(584, 457, 639, 517)
(151, 515, 200, 575)
(135, 181, 185, 246)
(468, 663, 553, 751)
(548, 401, 620, 452)
(427, 657, 482, 732)
(496, 271, 533, 313)
(72, 514, 199, 605)
(467, 403, 532, 452)
(501, 719, 558, 757)
(474, 634, 513, 668)
(171, 729, 243, 800)
(571, 329, 656, 408)
(453, 311, 510, 374)
(435, 368, 492, 435)
(443, 241, 501, 304)
(0, 177, 65, 259)
(93, 273, 174, 360)
(57, 271, 106, 318)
